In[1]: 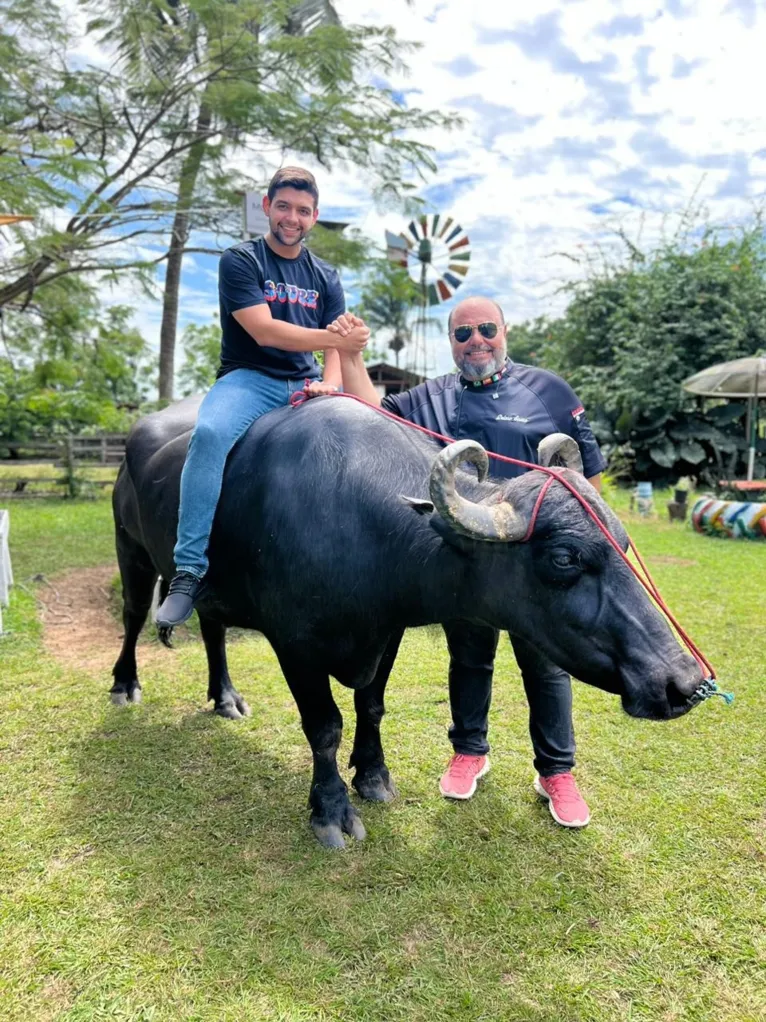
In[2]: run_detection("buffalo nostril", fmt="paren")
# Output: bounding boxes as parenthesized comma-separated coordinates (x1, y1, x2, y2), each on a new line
(666, 680, 691, 711)
(666, 656, 706, 700)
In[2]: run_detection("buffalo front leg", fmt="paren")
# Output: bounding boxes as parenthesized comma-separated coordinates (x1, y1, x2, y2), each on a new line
(111, 530, 156, 706)
(278, 653, 365, 849)
(350, 631, 403, 803)
(198, 615, 251, 720)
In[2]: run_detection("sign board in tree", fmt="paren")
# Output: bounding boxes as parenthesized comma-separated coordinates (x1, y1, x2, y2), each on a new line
(243, 194, 270, 239)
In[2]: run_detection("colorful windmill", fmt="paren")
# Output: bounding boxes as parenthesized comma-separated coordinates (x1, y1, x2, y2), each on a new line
(385, 214, 471, 306)
(385, 213, 471, 376)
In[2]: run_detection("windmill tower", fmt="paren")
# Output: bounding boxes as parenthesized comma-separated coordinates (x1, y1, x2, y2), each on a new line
(385, 213, 471, 377)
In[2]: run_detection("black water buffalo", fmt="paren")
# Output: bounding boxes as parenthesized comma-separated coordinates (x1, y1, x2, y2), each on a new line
(112, 395, 704, 847)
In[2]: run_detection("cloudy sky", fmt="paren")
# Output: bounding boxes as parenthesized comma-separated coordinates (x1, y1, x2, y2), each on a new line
(110, 0, 766, 377)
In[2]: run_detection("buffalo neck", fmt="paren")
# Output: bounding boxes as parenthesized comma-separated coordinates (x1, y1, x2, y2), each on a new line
(391, 519, 501, 627)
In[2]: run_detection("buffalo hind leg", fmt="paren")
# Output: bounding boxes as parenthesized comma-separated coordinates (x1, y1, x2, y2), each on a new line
(278, 653, 365, 849)
(199, 615, 251, 720)
(350, 630, 403, 803)
(111, 533, 156, 706)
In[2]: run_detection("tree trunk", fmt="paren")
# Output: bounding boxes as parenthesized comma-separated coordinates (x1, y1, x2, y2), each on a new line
(157, 99, 212, 403)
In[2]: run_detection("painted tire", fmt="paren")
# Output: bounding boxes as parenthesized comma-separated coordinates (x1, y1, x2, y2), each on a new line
(691, 496, 766, 539)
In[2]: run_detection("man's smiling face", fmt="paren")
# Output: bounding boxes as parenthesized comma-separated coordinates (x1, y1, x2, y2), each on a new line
(449, 297, 507, 380)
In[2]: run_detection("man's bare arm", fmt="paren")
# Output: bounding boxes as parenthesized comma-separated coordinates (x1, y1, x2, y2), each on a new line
(325, 314, 381, 405)
(338, 350, 382, 406)
(233, 304, 368, 354)
(322, 346, 342, 389)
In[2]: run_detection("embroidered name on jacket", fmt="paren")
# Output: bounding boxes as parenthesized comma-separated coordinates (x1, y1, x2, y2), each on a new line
(263, 280, 319, 309)
(496, 413, 530, 423)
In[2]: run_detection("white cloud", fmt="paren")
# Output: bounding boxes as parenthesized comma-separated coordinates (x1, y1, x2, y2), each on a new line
(326, 0, 766, 372)
(69, 0, 766, 379)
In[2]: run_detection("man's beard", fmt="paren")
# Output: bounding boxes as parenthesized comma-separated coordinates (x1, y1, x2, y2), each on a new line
(271, 221, 308, 247)
(456, 347, 506, 381)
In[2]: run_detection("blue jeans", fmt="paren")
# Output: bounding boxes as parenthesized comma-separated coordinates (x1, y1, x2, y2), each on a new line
(173, 367, 312, 578)
(443, 621, 575, 776)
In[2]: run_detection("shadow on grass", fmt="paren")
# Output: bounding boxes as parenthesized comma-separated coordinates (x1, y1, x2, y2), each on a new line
(28, 678, 694, 1022)
(64, 700, 637, 940)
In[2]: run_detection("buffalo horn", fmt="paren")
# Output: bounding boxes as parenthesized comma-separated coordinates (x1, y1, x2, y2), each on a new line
(429, 440, 527, 542)
(537, 433, 583, 473)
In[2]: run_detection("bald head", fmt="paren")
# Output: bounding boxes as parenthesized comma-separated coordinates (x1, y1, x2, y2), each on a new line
(448, 296, 505, 333)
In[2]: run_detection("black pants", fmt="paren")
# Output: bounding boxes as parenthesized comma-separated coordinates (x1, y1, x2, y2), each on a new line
(443, 620, 575, 777)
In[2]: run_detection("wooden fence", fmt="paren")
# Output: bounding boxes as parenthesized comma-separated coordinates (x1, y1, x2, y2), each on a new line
(0, 434, 127, 498)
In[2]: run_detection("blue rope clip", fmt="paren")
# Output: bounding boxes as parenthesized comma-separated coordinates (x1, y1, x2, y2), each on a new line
(688, 677, 735, 707)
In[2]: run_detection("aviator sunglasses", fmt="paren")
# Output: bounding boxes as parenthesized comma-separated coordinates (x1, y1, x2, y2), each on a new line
(452, 322, 499, 344)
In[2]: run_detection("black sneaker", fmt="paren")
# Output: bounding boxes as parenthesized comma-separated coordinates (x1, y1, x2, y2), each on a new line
(155, 571, 206, 628)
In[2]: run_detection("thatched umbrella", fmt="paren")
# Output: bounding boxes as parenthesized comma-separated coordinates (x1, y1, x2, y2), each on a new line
(683, 354, 766, 480)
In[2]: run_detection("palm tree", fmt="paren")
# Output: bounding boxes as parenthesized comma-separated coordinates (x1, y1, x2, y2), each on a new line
(357, 261, 421, 368)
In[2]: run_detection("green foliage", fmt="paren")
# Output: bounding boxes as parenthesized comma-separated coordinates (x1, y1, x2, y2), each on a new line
(0, 0, 457, 310)
(177, 320, 221, 396)
(505, 316, 550, 367)
(0, 279, 153, 442)
(2, 0, 459, 400)
(0, 1, 76, 214)
(520, 218, 766, 482)
(306, 224, 369, 272)
(354, 259, 422, 365)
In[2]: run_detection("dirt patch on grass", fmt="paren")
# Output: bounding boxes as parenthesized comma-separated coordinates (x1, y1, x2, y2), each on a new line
(37, 975, 76, 1019)
(38, 563, 166, 673)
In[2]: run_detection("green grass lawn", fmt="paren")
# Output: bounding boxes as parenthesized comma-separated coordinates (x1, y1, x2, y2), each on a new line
(1, 493, 765, 1021)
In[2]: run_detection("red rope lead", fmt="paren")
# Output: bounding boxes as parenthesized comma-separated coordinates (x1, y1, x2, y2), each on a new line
(523, 476, 555, 543)
(293, 390, 716, 681)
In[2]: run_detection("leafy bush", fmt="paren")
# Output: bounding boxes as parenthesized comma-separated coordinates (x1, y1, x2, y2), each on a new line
(177, 321, 221, 397)
(508, 216, 766, 482)
(0, 278, 153, 443)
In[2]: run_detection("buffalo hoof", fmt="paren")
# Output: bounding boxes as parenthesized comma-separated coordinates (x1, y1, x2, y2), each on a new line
(110, 685, 142, 707)
(353, 768, 398, 803)
(158, 625, 174, 648)
(214, 693, 252, 720)
(311, 805, 366, 850)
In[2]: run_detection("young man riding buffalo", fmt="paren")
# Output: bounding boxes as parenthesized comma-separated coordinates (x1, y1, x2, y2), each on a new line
(155, 166, 369, 629)
(330, 295, 606, 829)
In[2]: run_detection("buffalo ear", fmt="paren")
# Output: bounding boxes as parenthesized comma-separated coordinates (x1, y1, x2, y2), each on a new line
(400, 494, 435, 516)
(429, 513, 480, 556)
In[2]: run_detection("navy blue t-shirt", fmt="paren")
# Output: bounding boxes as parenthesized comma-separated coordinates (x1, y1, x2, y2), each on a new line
(381, 361, 606, 480)
(217, 237, 346, 380)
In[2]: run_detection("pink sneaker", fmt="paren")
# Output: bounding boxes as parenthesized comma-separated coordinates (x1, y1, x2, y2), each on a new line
(439, 754, 490, 800)
(534, 773, 590, 828)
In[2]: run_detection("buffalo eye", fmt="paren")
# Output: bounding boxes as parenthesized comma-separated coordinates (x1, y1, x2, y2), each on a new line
(531, 543, 585, 589)
(551, 549, 580, 571)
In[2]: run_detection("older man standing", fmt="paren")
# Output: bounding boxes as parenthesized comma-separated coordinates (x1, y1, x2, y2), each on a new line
(330, 295, 606, 828)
